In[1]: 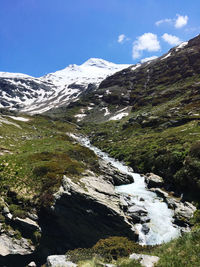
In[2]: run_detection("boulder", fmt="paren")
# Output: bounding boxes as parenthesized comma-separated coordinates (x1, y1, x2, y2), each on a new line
(129, 253, 159, 267)
(150, 188, 169, 199)
(0, 234, 34, 256)
(128, 206, 148, 216)
(128, 206, 150, 224)
(39, 174, 138, 255)
(99, 159, 134, 185)
(145, 173, 164, 188)
(141, 224, 150, 235)
(28, 262, 37, 267)
(47, 255, 77, 267)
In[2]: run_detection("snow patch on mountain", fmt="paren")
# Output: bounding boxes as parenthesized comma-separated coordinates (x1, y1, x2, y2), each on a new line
(175, 41, 188, 51)
(20, 58, 130, 114)
(0, 72, 32, 79)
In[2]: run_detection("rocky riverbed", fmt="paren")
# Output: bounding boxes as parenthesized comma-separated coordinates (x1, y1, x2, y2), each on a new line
(0, 134, 196, 267)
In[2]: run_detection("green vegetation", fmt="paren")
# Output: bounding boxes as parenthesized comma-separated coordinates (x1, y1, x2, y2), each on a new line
(67, 229, 200, 267)
(67, 236, 145, 266)
(153, 229, 200, 267)
(0, 115, 99, 208)
(82, 103, 200, 201)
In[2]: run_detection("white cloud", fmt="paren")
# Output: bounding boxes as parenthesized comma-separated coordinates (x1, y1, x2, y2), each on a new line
(118, 34, 126, 43)
(156, 14, 188, 29)
(132, 33, 160, 59)
(162, 33, 182, 45)
(117, 34, 130, 44)
(141, 56, 158, 63)
(155, 18, 173, 26)
(175, 15, 188, 28)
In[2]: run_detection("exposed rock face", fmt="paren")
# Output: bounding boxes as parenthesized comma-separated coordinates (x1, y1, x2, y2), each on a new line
(144, 173, 164, 188)
(38, 172, 137, 257)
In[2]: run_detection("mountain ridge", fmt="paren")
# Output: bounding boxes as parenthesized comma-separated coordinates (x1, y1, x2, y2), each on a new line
(0, 58, 130, 114)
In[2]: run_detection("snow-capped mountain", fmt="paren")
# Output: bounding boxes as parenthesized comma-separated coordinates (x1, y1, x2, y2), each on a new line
(0, 72, 56, 111)
(0, 58, 130, 114)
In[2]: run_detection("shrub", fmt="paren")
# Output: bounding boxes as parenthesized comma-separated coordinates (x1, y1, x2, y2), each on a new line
(33, 166, 50, 177)
(32, 230, 41, 245)
(190, 209, 200, 225)
(92, 236, 144, 260)
(9, 204, 26, 218)
(189, 142, 200, 158)
(67, 248, 96, 263)
(67, 237, 145, 263)
(0, 214, 5, 222)
(14, 229, 22, 240)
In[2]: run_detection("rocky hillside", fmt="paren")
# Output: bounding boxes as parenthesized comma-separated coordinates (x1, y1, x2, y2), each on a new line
(51, 35, 200, 124)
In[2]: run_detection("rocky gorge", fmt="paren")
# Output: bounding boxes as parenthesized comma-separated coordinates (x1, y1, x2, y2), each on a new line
(0, 133, 196, 267)
(42, 134, 196, 266)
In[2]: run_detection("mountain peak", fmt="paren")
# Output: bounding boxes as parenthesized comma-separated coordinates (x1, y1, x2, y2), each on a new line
(81, 58, 116, 68)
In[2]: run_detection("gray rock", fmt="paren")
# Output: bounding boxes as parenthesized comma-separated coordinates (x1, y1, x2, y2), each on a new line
(130, 253, 159, 267)
(5, 212, 13, 220)
(28, 262, 37, 267)
(99, 159, 134, 185)
(150, 188, 168, 199)
(145, 173, 164, 188)
(27, 211, 38, 221)
(128, 206, 148, 216)
(150, 188, 196, 227)
(119, 196, 129, 211)
(141, 224, 150, 234)
(141, 216, 151, 223)
(47, 255, 77, 267)
(0, 234, 34, 256)
(128, 206, 150, 224)
(14, 217, 41, 233)
(42, 174, 137, 254)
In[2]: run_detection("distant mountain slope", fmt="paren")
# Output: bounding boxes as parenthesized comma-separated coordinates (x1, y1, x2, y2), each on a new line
(0, 59, 130, 114)
(57, 35, 200, 123)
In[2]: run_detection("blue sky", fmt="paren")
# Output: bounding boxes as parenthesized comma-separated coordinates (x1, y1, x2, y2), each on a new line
(0, 0, 200, 77)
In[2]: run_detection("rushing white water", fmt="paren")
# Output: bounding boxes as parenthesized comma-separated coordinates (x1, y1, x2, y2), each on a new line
(70, 134, 180, 245)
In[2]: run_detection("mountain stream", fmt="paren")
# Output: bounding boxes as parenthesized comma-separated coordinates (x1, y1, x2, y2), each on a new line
(70, 134, 180, 246)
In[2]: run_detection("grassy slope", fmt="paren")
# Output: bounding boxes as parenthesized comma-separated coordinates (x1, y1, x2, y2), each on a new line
(66, 228, 200, 266)
(82, 89, 200, 201)
(0, 114, 99, 211)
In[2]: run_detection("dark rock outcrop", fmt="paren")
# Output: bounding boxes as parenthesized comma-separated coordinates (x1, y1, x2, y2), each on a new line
(99, 160, 134, 185)
(38, 173, 137, 258)
(144, 173, 164, 189)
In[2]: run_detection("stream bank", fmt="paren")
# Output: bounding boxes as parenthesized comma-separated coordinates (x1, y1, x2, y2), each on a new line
(0, 134, 196, 266)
